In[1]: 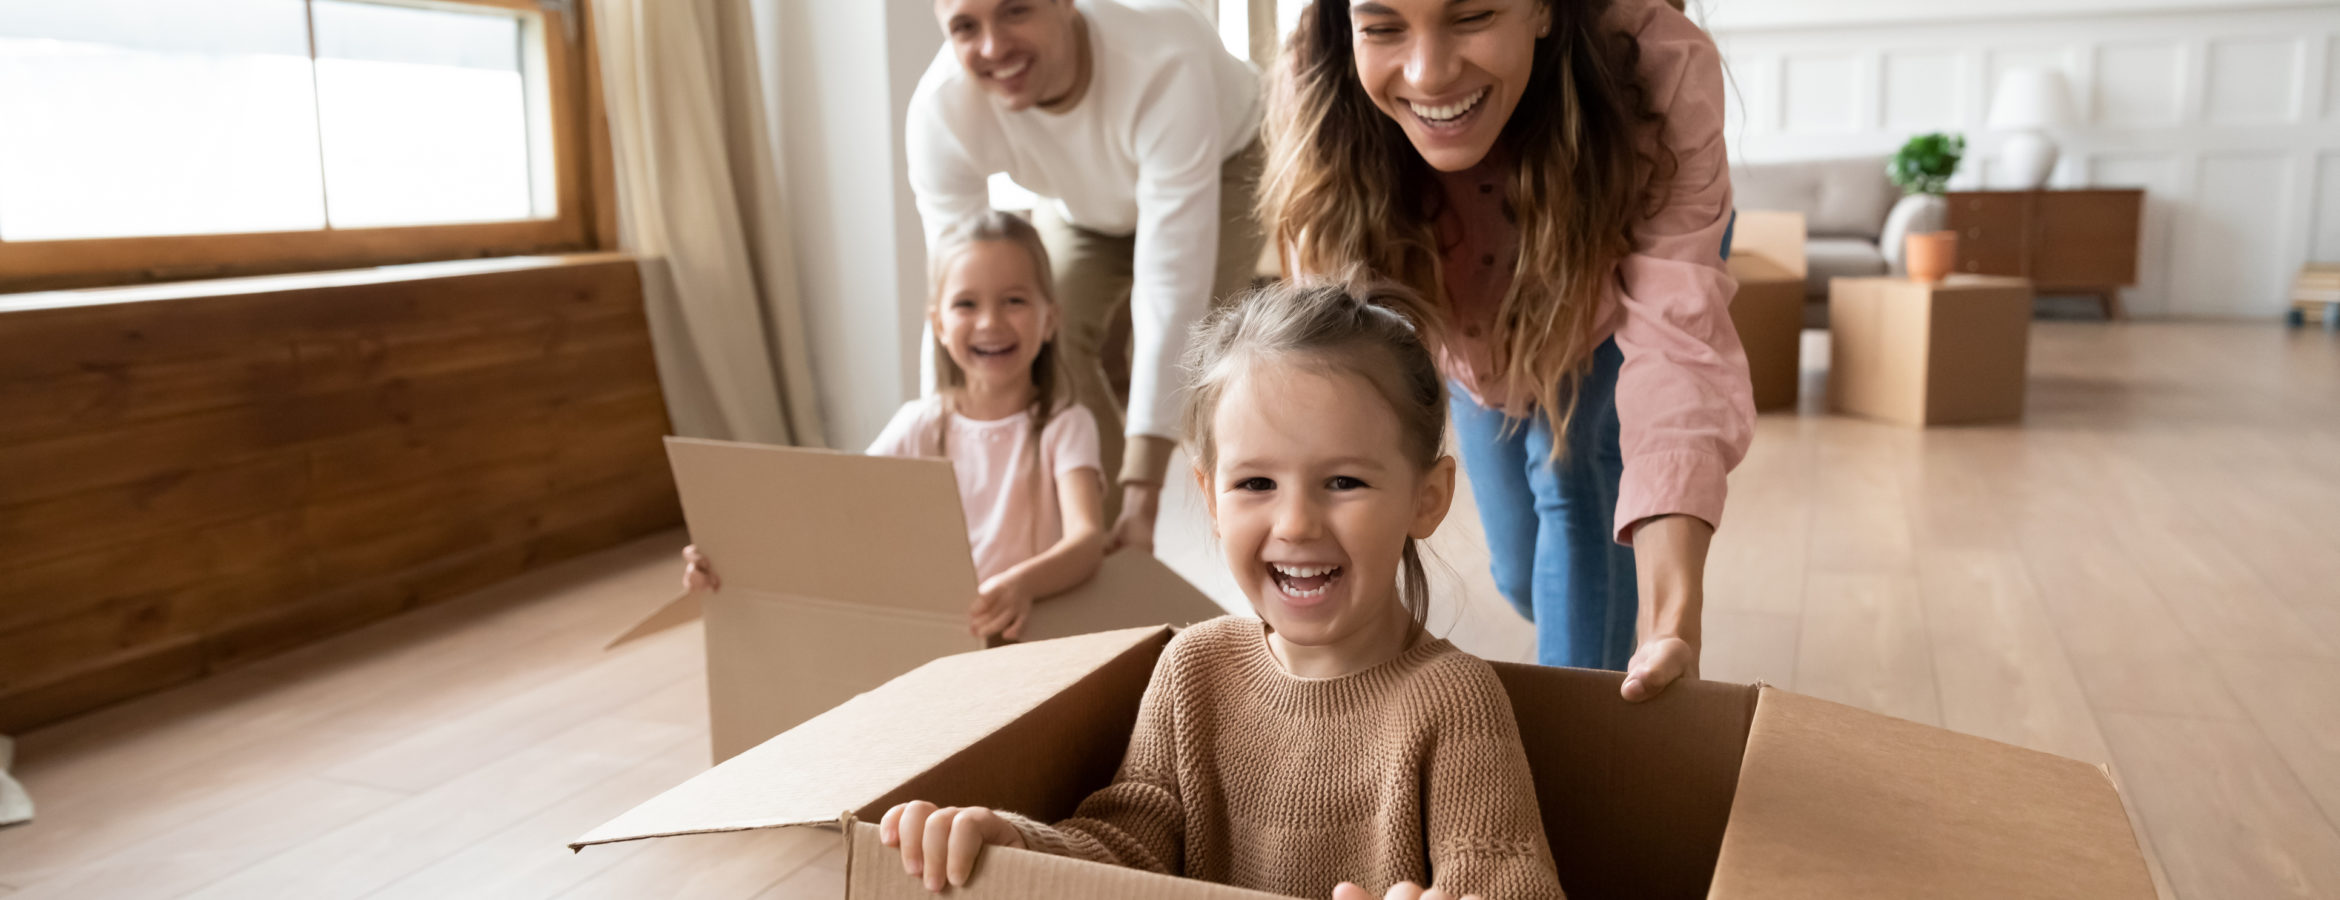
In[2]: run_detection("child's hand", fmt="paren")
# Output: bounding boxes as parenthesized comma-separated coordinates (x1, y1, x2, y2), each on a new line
(680, 545, 720, 593)
(971, 574, 1033, 640)
(1333, 882, 1480, 900)
(879, 801, 1026, 892)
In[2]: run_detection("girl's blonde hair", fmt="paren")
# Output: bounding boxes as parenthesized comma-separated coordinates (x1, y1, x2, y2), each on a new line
(929, 212, 1068, 530)
(1259, 0, 1680, 458)
(1180, 276, 1448, 627)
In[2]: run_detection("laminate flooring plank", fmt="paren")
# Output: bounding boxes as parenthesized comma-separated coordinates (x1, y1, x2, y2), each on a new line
(319, 622, 704, 793)
(0, 541, 688, 882)
(1699, 610, 1798, 690)
(181, 691, 695, 900)
(2066, 648, 2250, 722)
(362, 714, 705, 900)
(2016, 527, 2195, 661)
(2106, 516, 2334, 660)
(5, 776, 404, 900)
(1705, 417, 1812, 618)
(1794, 573, 1941, 726)
(751, 850, 847, 900)
(2097, 712, 2340, 900)
(1803, 421, 1918, 576)
(1916, 547, 2110, 763)
(2209, 654, 2340, 835)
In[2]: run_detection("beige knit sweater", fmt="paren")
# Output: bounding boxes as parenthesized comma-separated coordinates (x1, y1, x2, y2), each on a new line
(999, 616, 1566, 899)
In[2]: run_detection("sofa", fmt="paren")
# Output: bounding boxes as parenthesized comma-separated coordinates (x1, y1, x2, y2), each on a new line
(1731, 155, 1940, 326)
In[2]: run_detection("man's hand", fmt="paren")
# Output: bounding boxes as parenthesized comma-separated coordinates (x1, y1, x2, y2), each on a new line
(1104, 481, 1161, 555)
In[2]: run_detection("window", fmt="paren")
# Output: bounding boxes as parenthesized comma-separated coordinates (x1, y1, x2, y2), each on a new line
(0, 0, 604, 291)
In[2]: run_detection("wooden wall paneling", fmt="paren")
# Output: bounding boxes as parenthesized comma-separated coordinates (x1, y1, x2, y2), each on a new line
(0, 453, 313, 572)
(0, 256, 680, 732)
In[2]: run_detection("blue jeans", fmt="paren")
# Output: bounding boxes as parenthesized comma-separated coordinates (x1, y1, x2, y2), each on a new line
(1449, 341, 1637, 669)
(1450, 214, 1732, 670)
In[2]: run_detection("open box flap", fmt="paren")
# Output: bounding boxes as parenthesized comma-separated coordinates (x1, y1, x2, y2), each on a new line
(572, 626, 1173, 849)
(1019, 552, 1234, 643)
(1492, 664, 1758, 900)
(1708, 687, 2155, 898)
(664, 437, 977, 617)
(604, 590, 701, 650)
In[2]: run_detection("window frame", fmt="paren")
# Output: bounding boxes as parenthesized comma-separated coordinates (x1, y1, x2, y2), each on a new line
(0, 0, 615, 293)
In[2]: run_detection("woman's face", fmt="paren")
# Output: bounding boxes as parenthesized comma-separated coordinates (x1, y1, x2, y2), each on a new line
(1349, 0, 1548, 172)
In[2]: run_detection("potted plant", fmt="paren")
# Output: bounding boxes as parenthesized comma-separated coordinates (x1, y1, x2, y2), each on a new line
(1888, 132, 1965, 282)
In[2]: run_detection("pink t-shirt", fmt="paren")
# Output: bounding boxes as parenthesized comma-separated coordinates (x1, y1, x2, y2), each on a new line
(1428, 0, 1755, 544)
(867, 397, 1103, 583)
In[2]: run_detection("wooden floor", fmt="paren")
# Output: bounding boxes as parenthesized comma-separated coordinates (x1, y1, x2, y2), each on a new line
(2, 321, 2336, 898)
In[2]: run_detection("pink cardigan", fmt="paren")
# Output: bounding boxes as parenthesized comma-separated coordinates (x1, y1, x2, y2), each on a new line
(1430, 0, 1753, 545)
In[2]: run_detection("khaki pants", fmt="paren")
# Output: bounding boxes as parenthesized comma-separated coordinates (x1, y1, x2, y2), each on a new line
(1033, 139, 1267, 511)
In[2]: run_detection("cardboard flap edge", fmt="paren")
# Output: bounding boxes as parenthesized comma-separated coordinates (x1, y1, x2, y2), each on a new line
(604, 590, 703, 650)
(572, 626, 1176, 856)
(569, 813, 837, 851)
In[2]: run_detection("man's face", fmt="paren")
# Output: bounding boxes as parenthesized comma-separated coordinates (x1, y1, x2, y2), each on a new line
(935, 0, 1081, 111)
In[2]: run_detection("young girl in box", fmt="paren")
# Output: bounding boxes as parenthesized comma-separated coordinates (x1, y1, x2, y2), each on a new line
(682, 211, 1106, 640)
(879, 280, 1566, 900)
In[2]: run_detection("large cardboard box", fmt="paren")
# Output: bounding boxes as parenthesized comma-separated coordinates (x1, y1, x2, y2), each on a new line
(626, 438, 1230, 761)
(1727, 211, 1809, 412)
(1828, 275, 2033, 427)
(574, 627, 2155, 899)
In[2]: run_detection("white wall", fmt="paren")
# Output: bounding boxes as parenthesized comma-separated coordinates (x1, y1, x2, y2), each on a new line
(1695, 0, 2330, 32)
(774, 0, 940, 450)
(1702, 1, 2340, 318)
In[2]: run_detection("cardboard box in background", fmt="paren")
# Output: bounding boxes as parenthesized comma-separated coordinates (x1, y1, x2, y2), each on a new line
(573, 626, 2156, 899)
(1828, 275, 2033, 427)
(618, 438, 1230, 761)
(1727, 210, 1809, 412)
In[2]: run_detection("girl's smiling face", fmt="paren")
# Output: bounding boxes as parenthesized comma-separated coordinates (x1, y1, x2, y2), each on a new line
(933, 239, 1054, 390)
(1202, 359, 1454, 663)
(1349, 0, 1547, 172)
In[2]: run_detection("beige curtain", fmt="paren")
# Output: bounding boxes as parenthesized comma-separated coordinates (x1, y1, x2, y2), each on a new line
(589, 0, 825, 447)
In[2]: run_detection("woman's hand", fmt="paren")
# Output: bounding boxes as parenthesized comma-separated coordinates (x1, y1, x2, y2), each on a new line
(680, 545, 719, 593)
(1624, 514, 1711, 702)
(972, 573, 1034, 640)
(1622, 634, 1699, 702)
(880, 801, 1027, 892)
(1103, 482, 1160, 555)
(1333, 882, 1480, 900)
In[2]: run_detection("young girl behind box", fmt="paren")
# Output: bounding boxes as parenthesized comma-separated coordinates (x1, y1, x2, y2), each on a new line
(879, 280, 1566, 900)
(684, 211, 1107, 640)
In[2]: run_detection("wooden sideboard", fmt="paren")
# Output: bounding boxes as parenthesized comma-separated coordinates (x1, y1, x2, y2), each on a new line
(1944, 189, 2144, 319)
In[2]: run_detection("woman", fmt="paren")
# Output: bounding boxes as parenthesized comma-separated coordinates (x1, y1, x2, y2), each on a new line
(1260, 0, 1752, 701)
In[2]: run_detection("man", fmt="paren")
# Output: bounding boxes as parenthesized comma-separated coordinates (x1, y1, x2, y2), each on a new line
(909, 0, 1263, 553)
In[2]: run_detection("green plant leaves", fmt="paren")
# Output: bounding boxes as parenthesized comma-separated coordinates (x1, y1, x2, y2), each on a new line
(1888, 132, 1966, 196)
